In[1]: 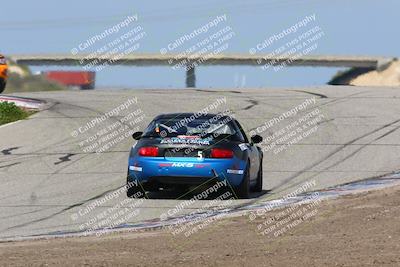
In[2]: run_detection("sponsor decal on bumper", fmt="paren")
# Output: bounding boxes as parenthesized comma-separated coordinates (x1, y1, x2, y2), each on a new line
(129, 166, 143, 172)
(227, 169, 244, 175)
(158, 163, 208, 168)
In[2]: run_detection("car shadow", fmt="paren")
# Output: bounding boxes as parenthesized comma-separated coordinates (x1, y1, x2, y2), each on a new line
(249, 190, 270, 199)
(143, 187, 270, 200)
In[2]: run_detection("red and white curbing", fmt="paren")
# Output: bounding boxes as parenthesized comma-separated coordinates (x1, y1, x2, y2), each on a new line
(0, 95, 45, 110)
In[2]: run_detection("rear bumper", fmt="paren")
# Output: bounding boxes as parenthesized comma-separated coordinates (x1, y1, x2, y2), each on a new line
(128, 156, 246, 187)
(146, 176, 215, 186)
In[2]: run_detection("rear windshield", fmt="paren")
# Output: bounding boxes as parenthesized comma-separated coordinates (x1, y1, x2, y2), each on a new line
(142, 116, 242, 141)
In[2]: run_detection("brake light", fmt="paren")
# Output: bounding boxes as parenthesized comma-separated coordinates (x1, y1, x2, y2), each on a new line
(138, 147, 159, 157)
(211, 148, 233, 158)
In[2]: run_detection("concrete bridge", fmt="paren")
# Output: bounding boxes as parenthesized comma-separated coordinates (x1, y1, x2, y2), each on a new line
(10, 54, 394, 87)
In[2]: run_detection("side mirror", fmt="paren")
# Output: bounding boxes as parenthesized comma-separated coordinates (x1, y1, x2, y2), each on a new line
(251, 134, 263, 144)
(132, 131, 143, 140)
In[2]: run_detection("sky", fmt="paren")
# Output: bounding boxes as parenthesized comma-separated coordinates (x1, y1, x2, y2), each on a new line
(1, 0, 399, 88)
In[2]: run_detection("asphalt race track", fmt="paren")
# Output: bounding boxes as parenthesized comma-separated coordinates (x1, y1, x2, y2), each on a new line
(1, 86, 400, 240)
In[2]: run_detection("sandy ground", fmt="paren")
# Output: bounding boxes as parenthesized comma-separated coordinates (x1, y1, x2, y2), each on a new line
(1, 185, 400, 267)
(351, 60, 400, 86)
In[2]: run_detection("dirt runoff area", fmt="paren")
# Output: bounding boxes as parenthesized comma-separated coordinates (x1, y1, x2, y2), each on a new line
(351, 60, 400, 86)
(1, 186, 400, 267)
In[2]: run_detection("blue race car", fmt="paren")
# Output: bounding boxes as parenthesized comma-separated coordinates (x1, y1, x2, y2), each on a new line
(127, 112, 263, 199)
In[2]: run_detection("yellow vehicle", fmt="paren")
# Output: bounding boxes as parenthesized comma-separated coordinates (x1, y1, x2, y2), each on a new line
(0, 54, 8, 93)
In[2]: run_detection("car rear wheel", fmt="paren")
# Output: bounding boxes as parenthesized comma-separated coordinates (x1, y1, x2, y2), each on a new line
(126, 176, 146, 198)
(0, 79, 6, 94)
(254, 160, 263, 192)
(234, 163, 250, 199)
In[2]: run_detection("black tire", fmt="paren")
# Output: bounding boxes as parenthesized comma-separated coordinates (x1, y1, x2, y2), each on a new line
(0, 79, 6, 94)
(126, 176, 145, 198)
(234, 162, 250, 199)
(254, 159, 263, 192)
(81, 84, 94, 90)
